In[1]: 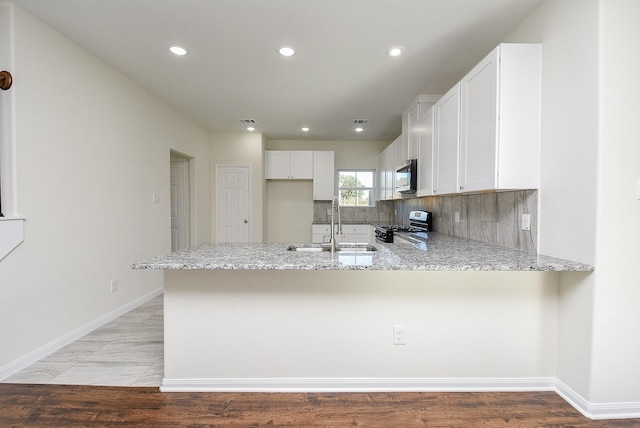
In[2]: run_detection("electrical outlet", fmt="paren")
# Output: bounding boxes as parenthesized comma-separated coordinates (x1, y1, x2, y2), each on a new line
(152, 193, 160, 204)
(521, 214, 531, 231)
(110, 279, 118, 293)
(393, 324, 406, 345)
(454, 211, 460, 223)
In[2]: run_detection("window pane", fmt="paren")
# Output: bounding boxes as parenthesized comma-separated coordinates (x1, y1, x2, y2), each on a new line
(356, 171, 373, 188)
(356, 190, 371, 207)
(337, 170, 375, 207)
(339, 171, 356, 187)
(339, 189, 355, 206)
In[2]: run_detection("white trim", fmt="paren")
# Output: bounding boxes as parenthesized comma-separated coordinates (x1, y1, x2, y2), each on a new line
(0, 217, 24, 260)
(161, 377, 640, 420)
(556, 379, 640, 420)
(0, 287, 163, 381)
(161, 377, 557, 393)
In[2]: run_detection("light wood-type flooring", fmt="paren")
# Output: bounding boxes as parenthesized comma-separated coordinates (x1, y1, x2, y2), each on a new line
(3, 295, 164, 386)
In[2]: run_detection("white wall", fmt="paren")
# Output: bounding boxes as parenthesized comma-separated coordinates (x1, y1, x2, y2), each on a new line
(165, 270, 559, 381)
(503, 0, 599, 404)
(590, 0, 640, 404)
(505, 0, 640, 407)
(0, 5, 211, 371)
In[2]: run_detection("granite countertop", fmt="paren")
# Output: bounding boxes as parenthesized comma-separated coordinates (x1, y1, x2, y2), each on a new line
(132, 232, 593, 272)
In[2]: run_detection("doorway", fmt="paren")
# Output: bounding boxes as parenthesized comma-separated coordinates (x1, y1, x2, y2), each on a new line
(170, 153, 190, 251)
(216, 165, 250, 242)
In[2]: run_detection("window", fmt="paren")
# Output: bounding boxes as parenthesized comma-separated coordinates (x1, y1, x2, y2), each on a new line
(338, 170, 375, 207)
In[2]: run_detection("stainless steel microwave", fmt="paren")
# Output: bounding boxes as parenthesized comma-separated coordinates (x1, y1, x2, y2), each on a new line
(395, 159, 417, 194)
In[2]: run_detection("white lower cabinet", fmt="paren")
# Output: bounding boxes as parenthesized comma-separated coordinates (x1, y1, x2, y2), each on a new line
(311, 224, 374, 244)
(311, 224, 332, 243)
(338, 224, 373, 243)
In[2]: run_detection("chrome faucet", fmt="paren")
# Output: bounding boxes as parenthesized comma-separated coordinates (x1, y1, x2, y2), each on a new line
(330, 196, 342, 253)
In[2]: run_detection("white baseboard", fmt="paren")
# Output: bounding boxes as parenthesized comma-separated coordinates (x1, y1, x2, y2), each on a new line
(0, 287, 163, 381)
(162, 377, 640, 421)
(555, 379, 640, 420)
(160, 377, 557, 393)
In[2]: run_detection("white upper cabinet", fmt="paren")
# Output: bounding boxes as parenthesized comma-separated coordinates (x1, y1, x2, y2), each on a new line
(433, 83, 461, 195)
(265, 150, 313, 179)
(391, 135, 404, 199)
(377, 142, 397, 201)
(407, 103, 419, 160)
(378, 146, 386, 201)
(458, 43, 541, 192)
(416, 105, 434, 197)
(312, 151, 335, 200)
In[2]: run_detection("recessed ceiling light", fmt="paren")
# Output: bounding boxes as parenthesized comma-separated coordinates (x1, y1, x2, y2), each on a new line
(247, 126, 256, 132)
(386, 46, 404, 57)
(354, 127, 365, 133)
(278, 46, 295, 57)
(169, 45, 188, 56)
(301, 127, 310, 132)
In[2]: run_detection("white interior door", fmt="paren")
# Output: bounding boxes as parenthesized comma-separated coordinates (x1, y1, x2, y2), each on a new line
(170, 157, 190, 251)
(216, 165, 250, 242)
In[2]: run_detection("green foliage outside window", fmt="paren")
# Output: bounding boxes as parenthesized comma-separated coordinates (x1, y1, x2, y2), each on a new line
(338, 170, 374, 207)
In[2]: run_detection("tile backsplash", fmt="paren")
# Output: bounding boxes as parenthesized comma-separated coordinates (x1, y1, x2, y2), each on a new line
(396, 190, 538, 252)
(313, 190, 537, 252)
(313, 200, 395, 224)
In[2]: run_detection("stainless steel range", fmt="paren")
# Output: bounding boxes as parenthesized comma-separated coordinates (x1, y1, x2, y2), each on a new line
(374, 210, 432, 244)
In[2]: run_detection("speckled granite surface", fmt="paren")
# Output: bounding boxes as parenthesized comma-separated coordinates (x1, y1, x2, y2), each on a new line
(132, 232, 593, 272)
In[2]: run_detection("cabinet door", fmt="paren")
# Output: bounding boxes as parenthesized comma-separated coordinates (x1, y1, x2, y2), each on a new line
(416, 105, 434, 196)
(459, 47, 498, 192)
(312, 224, 331, 243)
(407, 104, 419, 160)
(384, 146, 394, 200)
(339, 225, 372, 244)
(313, 151, 335, 200)
(433, 84, 461, 195)
(378, 146, 387, 201)
(392, 134, 404, 171)
(290, 151, 313, 179)
(265, 151, 292, 179)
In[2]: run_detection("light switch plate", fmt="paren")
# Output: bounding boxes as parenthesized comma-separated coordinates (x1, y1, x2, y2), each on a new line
(521, 214, 531, 231)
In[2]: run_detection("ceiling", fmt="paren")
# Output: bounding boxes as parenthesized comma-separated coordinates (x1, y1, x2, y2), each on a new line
(7, 0, 541, 141)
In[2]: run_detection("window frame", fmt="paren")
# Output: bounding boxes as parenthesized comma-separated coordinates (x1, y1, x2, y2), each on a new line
(337, 169, 376, 208)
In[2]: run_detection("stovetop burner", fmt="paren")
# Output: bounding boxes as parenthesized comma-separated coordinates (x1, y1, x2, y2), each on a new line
(375, 211, 432, 244)
(379, 225, 423, 233)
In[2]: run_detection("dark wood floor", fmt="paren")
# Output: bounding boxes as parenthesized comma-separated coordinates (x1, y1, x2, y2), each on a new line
(1, 384, 639, 427)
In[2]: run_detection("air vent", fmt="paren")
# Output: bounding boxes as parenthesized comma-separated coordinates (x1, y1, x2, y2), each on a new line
(353, 119, 369, 125)
(239, 119, 257, 124)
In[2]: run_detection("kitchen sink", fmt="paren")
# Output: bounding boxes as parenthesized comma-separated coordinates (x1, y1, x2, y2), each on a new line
(287, 244, 378, 253)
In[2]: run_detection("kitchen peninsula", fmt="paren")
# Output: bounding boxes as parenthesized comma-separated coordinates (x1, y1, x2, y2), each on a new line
(133, 233, 592, 393)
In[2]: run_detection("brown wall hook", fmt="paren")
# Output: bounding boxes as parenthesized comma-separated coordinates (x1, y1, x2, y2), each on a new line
(0, 70, 13, 90)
